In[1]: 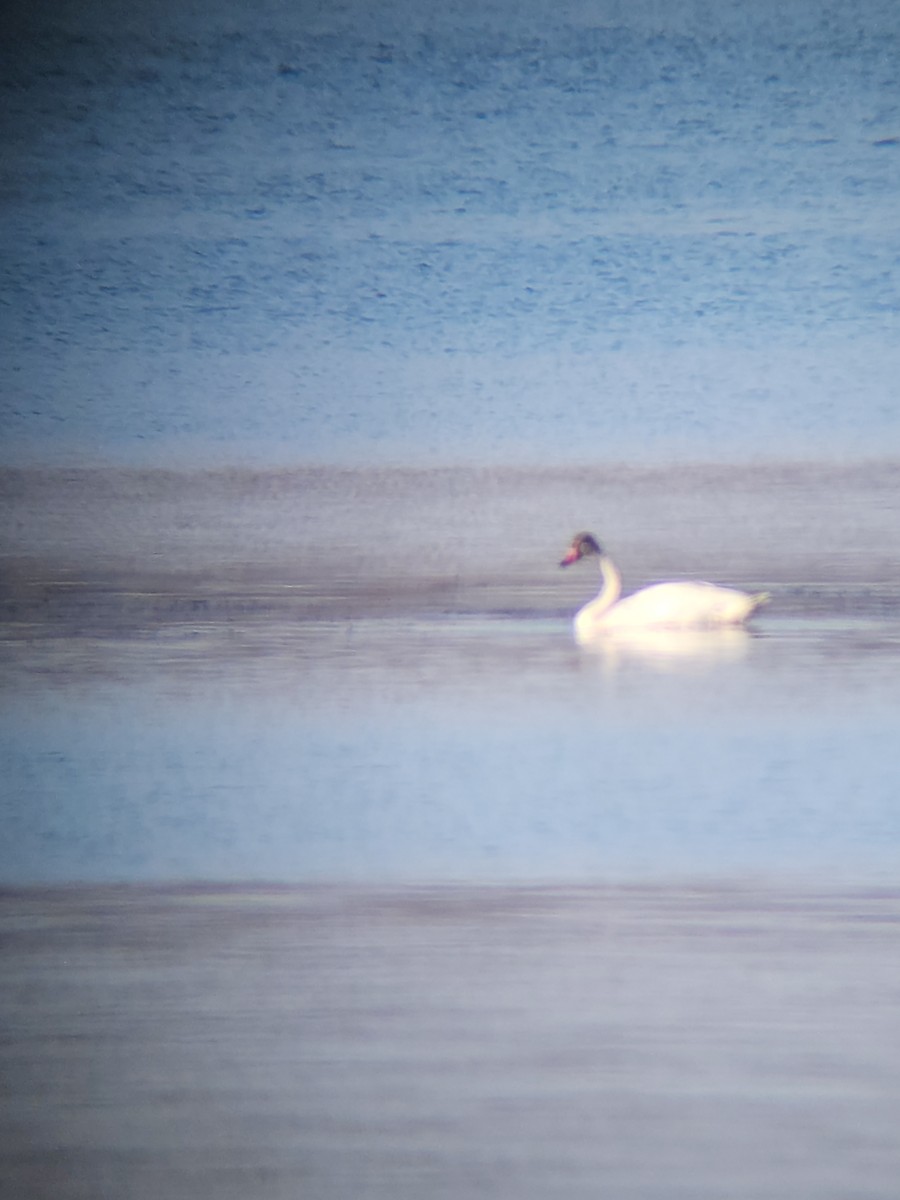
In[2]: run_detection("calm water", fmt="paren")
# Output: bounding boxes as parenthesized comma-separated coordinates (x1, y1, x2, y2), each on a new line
(5, 599, 900, 885)
(4, 461, 900, 887)
(4, 1, 900, 1192)
(4, 464, 900, 1196)
(4, 883, 900, 1200)
(2, 0, 900, 463)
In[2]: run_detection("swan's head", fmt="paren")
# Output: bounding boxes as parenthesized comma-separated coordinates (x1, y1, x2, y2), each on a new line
(560, 532, 604, 567)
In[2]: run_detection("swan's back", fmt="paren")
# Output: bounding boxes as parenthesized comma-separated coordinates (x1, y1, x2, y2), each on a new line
(577, 580, 766, 638)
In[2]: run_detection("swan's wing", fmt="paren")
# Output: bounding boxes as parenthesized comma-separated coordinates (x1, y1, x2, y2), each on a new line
(600, 581, 756, 628)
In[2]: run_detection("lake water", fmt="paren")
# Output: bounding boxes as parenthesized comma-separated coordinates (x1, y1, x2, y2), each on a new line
(4, 463, 900, 1196)
(3, 0, 900, 1194)
(4, 882, 900, 1200)
(2, 0, 900, 464)
(4, 462, 900, 887)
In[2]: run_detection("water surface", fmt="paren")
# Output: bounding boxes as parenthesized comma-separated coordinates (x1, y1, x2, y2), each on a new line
(3, 0, 899, 463)
(4, 2, 900, 1193)
(4, 463, 900, 1198)
(3, 882, 900, 1200)
(4, 462, 900, 885)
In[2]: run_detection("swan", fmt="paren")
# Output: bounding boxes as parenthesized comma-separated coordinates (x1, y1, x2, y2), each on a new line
(559, 532, 768, 642)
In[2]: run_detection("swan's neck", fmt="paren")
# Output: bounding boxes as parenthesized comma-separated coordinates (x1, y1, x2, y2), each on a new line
(594, 554, 622, 614)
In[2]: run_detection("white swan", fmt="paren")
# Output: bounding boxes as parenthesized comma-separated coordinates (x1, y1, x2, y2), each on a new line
(560, 532, 768, 643)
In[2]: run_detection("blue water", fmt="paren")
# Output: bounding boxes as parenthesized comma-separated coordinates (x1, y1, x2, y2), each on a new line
(3, 457, 900, 885)
(4, 13, 900, 1191)
(5, 627, 900, 886)
(2, 0, 899, 463)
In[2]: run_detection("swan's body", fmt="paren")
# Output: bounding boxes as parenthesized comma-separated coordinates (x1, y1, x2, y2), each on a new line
(560, 533, 768, 643)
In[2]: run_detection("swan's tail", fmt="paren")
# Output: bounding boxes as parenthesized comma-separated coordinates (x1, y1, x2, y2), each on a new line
(749, 591, 771, 613)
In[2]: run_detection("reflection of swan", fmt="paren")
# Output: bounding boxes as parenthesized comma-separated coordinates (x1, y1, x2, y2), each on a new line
(560, 532, 768, 645)
(581, 625, 751, 670)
